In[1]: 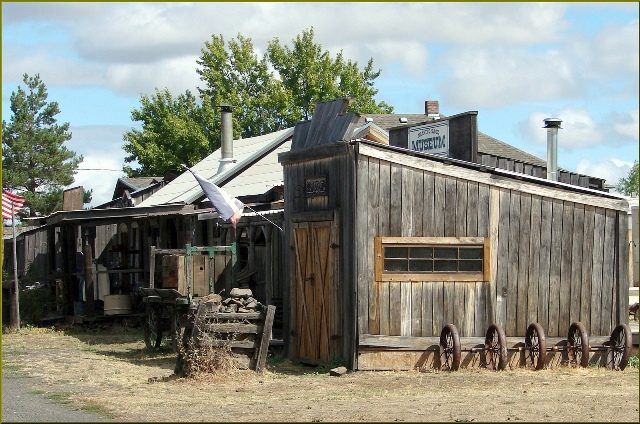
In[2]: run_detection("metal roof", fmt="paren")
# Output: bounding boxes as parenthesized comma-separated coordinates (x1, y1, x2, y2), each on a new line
(136, 127, 293, 207)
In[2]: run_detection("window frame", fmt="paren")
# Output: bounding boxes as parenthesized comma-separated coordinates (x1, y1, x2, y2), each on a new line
(374, 237, 490, 282)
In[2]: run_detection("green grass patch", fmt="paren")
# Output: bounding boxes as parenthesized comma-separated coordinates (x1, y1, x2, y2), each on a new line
(29, 389, 46, 395)
(46, 392, 73, 404)
(79, 401, 118, 419)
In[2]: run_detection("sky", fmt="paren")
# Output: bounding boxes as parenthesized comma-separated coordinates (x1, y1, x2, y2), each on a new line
(2, 2, 639, 207)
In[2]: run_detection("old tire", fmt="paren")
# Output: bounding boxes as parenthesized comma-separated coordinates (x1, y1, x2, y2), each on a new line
(607, 324, 632, 371)
(525, 322, 546, 370)
(144, 303, 163, 350)
(485, 323, 507, 371)
(567, 322, 590, 368)
(440, 324, 461, 371)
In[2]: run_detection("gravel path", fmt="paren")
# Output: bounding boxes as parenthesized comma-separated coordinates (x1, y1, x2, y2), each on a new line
(2, 373, 110, 422)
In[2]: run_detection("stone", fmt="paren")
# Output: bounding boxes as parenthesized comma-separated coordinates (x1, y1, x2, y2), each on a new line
(245, 301, 257, 309)
(329, 366, 348, 377)
(229, 288, 253, 298)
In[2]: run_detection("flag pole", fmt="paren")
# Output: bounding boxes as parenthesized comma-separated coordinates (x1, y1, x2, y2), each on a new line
(243, 204, 284, 233)
(11, 202, 20, 331)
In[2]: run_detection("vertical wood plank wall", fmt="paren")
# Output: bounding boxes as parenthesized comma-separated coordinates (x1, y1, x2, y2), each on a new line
(356, 156, 627, 337)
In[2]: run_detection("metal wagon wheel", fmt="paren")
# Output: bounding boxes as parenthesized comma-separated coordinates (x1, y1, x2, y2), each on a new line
(567, 322, 590, 368)
(439, 324, 461, 371)
(524, 323, 546, 370)
(484, 323, 507, 371)
(606, 324, 632, 371)
(144, 303, 163, 350)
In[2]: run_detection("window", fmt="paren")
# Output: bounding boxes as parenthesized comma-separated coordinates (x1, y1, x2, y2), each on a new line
(375, 237, 489, 282)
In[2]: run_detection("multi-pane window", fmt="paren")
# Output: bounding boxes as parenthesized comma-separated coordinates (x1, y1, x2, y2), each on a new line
(375, 237, 489, 282)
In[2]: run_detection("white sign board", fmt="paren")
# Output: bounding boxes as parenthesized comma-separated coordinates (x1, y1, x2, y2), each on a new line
(408, 121, 449, 156)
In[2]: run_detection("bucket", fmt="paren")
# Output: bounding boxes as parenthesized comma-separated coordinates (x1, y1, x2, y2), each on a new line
(103, 294, 132, 316)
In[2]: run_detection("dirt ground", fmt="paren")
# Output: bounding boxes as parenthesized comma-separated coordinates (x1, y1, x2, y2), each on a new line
(2, 325, 638, 422)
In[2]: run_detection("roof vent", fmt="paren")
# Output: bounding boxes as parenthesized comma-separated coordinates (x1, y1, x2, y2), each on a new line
(364, 117, 373, 123)
(543, 118, 562, 182)
(217, 104, 236, 175)
(399, 117, 408, 123)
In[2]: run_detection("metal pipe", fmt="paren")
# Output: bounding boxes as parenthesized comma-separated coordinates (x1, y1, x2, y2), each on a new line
(217, 104, 235, 174)
(543, 118, 562, 182)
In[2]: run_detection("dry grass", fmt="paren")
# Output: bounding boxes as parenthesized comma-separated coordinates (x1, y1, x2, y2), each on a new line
(2, 325, 639, 422)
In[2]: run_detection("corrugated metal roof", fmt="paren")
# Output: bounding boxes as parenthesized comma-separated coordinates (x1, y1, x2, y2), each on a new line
(136, 128, 293, 207)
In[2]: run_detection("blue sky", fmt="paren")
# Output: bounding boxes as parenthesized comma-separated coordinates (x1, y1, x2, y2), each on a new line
(2, 2, 638, 206)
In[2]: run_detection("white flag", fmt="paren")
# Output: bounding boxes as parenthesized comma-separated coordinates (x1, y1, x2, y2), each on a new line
(185, 166, 244, 228)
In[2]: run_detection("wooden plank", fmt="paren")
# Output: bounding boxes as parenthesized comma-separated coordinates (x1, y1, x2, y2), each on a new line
(412, 168, 424, 238)
(488, 187, 500, 325)
(358, 144, 628, 211)
(580, 206, 595, 330)
(255, 305, 276, 373)
(600, 209, 616, 335)
(422, 172, 435, 237)
(401, 166, 414, 237)
(477, 183, 490, 238)
(411, 283, 423, 337)
(421, 282, 433, 337)
(538, 197, 553, 332)
(454, 283, 465, 333)
(380, 273, 485, 282)
(467, 181, 479, 237)
(516, 194, 531, 336)
(495, 188, 510, 328)
(527, 196, 542, 327)
(380, 282, 390, 335)
(455, 179, 468, 237)
(443, 282, 455, 326)
(474, 282, 487, 337)
(378, 160, 391, 335)
(434, 174, 446, 237)
(506, 191, 520, 336)
(569, 204, 585, 325)
(590, 208, 605, 336)
(616, 211, 629, 326)
(356, 156, 369, 335)
(389, 163, 403, 235)
(389, 282, 401, 335)
(400, 283, 412, 336)
(432, 281, 444, 335)
(547, 198, 563, 337)
(444, 177, 457, 237)
(559, 202, 574, 336)
(463, 283, 475, 337)
(368, 158, 381, 334)
(379, 237, 486, 244)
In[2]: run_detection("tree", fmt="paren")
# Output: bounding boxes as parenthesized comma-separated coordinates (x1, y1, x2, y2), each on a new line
(2, 73, 82, 216)
(267, 28, 393, 120)
(123, 28, 393, 176)
(617, 160, 639, 196)
(123, 89, 217, 177)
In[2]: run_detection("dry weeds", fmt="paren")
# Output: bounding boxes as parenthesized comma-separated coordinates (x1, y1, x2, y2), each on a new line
(2, 326, 638, 422)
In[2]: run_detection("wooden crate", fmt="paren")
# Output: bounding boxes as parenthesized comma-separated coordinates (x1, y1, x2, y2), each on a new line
(161, 255, 210, 296)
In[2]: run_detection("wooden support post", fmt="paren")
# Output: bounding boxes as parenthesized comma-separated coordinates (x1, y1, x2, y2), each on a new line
(83, 233, 95, 317)
(255, 305, 276, 373)
(149, 246, 156, 289)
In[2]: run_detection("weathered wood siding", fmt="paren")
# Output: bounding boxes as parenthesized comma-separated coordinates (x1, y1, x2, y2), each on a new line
(356, 150, 629, 338)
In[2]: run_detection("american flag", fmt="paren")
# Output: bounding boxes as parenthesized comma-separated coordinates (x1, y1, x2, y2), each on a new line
(2, 190, 25, 219)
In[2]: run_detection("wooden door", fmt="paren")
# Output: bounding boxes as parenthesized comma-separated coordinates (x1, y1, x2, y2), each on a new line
(292, 220, 338, 364)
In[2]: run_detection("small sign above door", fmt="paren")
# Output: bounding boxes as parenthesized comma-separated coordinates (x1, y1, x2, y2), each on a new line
(304, 177, 327, 197)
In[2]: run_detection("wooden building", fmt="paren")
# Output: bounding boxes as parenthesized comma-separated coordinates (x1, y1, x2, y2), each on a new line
(279, 99, 630, 370)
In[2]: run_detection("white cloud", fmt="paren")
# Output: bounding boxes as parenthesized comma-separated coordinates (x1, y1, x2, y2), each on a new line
(518, 107, 639, 151)
(65, 125, 130, 206)
(441, 47, 579, 109)
(576, 158, 635, 187)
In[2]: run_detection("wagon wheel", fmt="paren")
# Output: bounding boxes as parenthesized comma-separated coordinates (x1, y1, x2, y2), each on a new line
(484, 323, 507, 371)
(567, 322, 590, 368)
(524, 323, 546, 370)
(439, 324, 461, 371)
(144, 303, 163, 350)
(606, 324, 632, 371)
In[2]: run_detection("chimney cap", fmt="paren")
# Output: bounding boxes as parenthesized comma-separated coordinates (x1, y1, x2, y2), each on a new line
(218, 104, 235, 111)
(543, 117, 562, 128)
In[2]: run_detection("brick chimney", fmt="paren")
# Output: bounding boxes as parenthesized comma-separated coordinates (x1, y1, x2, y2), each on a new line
(425, 100, 440, 117)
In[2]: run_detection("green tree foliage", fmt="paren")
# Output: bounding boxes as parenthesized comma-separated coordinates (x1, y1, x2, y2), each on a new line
(123, 28, 392, 177)
(2, 73, 82, 216)
(267, 28, 393, 120)
(617, 160, 639, 196)
(123, 89, 217, 177)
